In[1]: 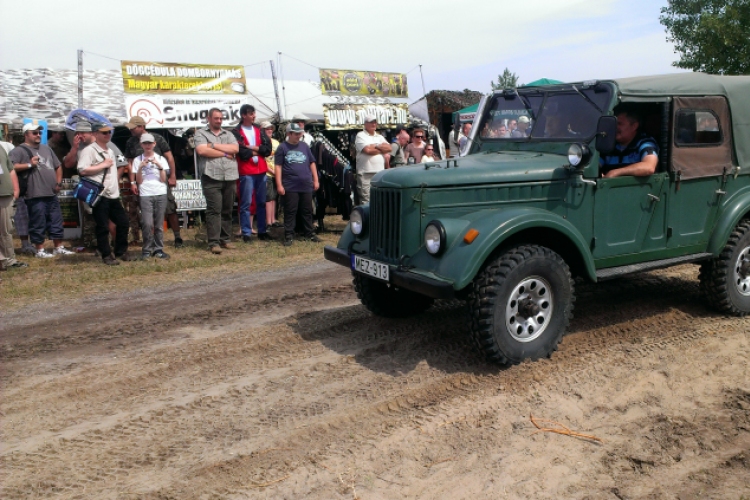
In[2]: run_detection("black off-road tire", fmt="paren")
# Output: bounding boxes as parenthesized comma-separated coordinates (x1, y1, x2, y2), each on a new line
(468, 245, 575, 366)
(353, 273, 435, 318)
(699, 219, 750, 316)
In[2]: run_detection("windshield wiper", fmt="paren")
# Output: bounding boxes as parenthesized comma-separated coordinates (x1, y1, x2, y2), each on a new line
(514, 90, 537, 121)
(572, 85, 603, 113)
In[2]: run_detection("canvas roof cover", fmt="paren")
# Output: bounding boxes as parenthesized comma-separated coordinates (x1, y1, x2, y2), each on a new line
(611, 73, 750, 167)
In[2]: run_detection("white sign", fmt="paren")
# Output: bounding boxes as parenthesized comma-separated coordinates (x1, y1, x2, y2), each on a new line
(125, 95, 249, 129)
(174, 180, 206, 211)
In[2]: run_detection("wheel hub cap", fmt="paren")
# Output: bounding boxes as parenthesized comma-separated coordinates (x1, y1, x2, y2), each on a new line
(505, 276, 553, 343)
(734, 246, 750, 296)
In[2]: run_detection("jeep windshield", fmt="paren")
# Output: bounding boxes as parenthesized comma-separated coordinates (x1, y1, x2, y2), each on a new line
(478, 85, 612, 141)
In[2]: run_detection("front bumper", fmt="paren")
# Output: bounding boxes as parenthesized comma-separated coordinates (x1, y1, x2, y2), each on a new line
(324, 246, 455, 300)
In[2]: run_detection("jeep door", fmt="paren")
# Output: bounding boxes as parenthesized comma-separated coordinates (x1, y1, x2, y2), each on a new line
(666, 97, 734, 250)
(592, 172, 668, 259)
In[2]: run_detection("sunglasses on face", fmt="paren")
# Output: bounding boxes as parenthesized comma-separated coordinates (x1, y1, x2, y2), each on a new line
(415, 135, 424, 138)
(425, 148, 433, 151)
(28, 130, 42, 136)
(98, 131, 112, 135)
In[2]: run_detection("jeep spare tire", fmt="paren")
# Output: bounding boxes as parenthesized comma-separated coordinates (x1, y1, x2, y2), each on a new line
(469, 245, 575, 366)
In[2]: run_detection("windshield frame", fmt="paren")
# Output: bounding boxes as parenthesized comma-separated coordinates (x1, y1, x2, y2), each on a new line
(474, 83, 615, 146)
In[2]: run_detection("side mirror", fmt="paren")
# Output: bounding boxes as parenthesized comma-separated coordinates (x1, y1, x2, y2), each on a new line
(595, 116, 617, 154)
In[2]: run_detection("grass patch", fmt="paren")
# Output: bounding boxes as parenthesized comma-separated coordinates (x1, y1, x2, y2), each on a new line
(2, 220, 347, 312)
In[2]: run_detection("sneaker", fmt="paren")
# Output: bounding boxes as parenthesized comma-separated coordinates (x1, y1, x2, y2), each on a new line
(20, 245, 36, 256)
(54, 246, 75, 255)
(117, 252, 136, 262)
(174, 237, 184, 248)
(257, 232, 274, 241)
(283, 238, 294, 247)
(210, 245, 222, 254)
(35, 249, 54, 259)
(102, 255, 120, 266)
(220, 242, 236, 249)
(306, 234, 322, 243)
(141, 252, 151, 260)
(152, 250, 170, 260)
(242, 235, 253, 243)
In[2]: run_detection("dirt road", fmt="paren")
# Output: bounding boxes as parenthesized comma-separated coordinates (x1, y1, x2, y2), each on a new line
(2, 261, 749, 499)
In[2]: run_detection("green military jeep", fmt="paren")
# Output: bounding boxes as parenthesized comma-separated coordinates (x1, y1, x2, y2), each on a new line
(324, 73, 750, 366)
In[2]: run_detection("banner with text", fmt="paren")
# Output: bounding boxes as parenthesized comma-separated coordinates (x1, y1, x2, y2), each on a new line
(319, 69, 408, 98)
(174, 180, 206, 211)
(125, 95, 249, 129)
(121, 61, 247, 95)
(323, 104, 409, 130)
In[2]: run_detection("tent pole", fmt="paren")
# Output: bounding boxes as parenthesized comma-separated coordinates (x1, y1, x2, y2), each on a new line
(419, 64, 427, 99)
(77, 49, 83, 109)
(270, 60, 283, 121)
(279, 52, 288, 120)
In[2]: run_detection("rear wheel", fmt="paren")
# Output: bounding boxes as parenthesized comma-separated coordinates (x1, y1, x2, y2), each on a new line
(353, 273, 434, 318)
(468, 245, 574, 365)
(699, 220, 750, 315)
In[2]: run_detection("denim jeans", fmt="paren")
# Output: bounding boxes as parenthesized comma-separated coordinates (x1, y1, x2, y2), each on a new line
(26, 196, 64, 245)
(140, 194, 167, 254)
(238, 174, 267, 236)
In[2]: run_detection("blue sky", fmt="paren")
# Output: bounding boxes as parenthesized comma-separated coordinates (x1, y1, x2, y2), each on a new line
(0, 0, 684, 98)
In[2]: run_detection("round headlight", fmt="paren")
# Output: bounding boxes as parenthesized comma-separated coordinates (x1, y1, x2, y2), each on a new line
(568, 143, 583, 167)
(424, 222, 445, 255)
(567, 143, 591, 168)
(350, 208, 364, 235)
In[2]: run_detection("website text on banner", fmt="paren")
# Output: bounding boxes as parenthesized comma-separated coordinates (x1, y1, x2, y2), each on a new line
(121, 61, 247, 95)
(319, 69, 408, 98)
(323, 104, 409, 130)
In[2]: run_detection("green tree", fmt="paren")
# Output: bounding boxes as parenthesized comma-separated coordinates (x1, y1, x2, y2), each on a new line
(491, 68, 520, 90)
(660, 0, 750, 75)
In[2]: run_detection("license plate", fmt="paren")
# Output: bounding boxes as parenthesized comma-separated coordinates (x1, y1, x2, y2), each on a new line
(352, 255, 390, 282)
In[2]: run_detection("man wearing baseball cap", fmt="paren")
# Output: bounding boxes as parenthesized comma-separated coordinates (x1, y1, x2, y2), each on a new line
(124, 116, 182, 248)
(9, 122, 74, 258)
(77, 123, 132, 265)
(354, 114, 391, 204)
(291, 113, 314, 146)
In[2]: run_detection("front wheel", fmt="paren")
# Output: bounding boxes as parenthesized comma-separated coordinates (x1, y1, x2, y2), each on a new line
(468, 245, 574, 366)
(353, 274, 434, 318)
(699, 220, 750, 316)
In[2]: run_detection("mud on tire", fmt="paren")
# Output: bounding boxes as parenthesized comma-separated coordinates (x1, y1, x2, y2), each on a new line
(468, 245, 575, 366)
(353, 274, 434, 318)
(699, 219, 750, 316)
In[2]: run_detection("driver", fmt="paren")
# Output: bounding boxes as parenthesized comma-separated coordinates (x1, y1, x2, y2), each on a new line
(600, 109, 658, 178)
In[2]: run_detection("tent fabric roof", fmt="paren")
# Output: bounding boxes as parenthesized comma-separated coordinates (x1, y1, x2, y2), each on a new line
(523, 78, 563, 87)
(612, 73, 750, 167)
(0, 68, 329, 129)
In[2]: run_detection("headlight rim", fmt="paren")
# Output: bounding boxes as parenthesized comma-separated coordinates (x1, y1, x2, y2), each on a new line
(350, 207, 365, 236)
(567, 142, 591, 168)
(424, 220, 447, 256)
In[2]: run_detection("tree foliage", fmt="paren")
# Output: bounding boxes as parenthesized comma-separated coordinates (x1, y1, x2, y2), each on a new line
(491, 68, 520, 90)
(660, 0, 750, 75)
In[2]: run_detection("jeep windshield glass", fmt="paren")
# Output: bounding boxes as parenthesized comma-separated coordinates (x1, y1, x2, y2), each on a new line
(479, 87, 611, 141)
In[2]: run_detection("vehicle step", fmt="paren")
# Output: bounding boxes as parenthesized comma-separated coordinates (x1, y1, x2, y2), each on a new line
(596, 253, 713, 281)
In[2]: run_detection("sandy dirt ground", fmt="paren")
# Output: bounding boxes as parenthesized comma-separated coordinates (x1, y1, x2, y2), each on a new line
(1, 260, 749, 499)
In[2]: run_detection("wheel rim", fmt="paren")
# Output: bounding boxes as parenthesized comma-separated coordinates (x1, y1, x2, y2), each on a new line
(734, 245, 750, 297)
(505, 276, 553, 342)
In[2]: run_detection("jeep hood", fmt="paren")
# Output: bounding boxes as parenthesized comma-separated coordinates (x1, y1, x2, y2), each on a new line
(372, 151, 571, 189)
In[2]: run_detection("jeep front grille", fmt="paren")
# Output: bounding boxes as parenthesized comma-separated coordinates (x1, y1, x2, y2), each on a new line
(369, 188, 401, 263)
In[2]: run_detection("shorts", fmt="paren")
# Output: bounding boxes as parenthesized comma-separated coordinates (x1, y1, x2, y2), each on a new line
(165, 184, 177, 215)
(266, 176, 277, 201)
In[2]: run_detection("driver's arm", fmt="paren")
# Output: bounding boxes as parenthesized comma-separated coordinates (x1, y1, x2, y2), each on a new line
(602, 154, 658, 178)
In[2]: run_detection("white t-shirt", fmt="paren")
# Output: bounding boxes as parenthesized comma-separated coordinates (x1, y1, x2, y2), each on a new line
(355, 130, 387, 174)
(241, 125, 259, 164)
(132, 153, 170, 197)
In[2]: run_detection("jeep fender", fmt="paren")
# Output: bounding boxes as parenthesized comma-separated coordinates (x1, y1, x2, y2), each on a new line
(708, 186, 750, 254)
(415, 207, 597, 290)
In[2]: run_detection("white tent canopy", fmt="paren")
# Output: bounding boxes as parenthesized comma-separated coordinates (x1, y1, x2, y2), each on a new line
(0, 68, 330, 129)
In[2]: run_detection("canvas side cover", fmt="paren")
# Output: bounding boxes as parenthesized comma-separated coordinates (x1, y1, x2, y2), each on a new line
(671, 96, 734, 180)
